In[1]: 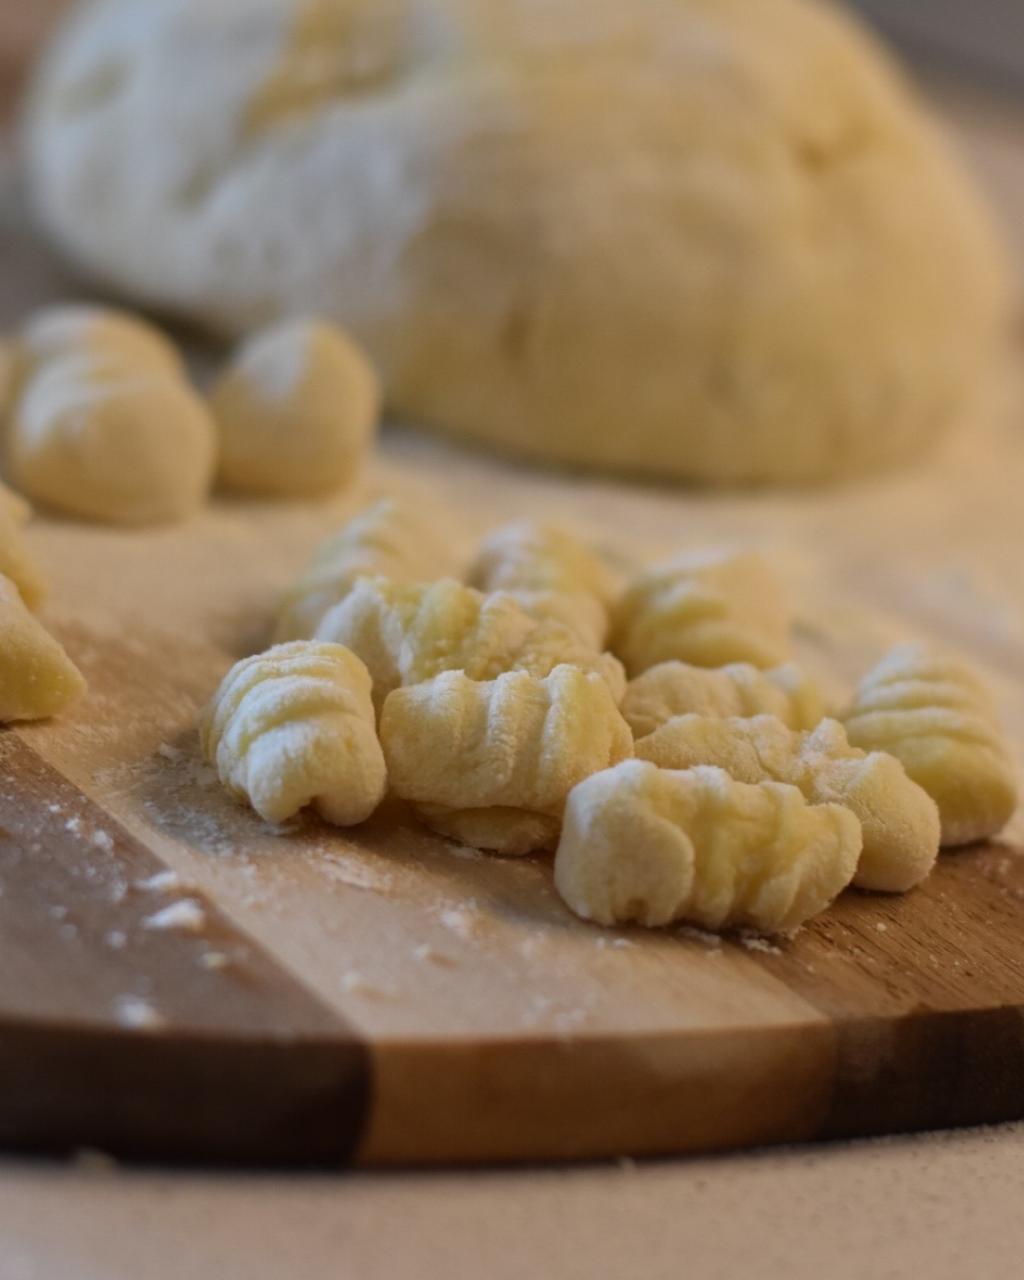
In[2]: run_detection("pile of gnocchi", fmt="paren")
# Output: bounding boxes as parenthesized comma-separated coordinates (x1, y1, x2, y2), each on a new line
(0, 304, 1017, 939)
(205, 500, 1018, 937)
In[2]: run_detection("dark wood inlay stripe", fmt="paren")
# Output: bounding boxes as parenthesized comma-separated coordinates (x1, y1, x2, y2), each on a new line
(0, 731, 370, 1164)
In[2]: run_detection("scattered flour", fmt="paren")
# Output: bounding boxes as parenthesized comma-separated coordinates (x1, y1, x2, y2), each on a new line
(142, 899, 207, 933)
(738, 933, 783, 955)
(439, 905, 480, 939)
(135, 870, 184, 893)
(113, 994, 165, 1029)
(676, 925, 723, 950)
(341, 971, 397, 999)
(319, 856, 394, 894)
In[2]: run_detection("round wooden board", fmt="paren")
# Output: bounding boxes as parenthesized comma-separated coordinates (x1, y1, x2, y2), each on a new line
(2, 407, 1024, 1165)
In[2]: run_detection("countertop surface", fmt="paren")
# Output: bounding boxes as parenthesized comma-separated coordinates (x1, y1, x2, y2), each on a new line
(4, 7, 1024, 1278)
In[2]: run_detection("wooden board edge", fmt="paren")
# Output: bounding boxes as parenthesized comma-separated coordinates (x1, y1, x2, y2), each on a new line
(356, 1005, 1024, 1165)
(0, 1017, 370, 1166)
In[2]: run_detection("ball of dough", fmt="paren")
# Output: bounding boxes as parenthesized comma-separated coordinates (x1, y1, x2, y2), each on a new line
(24, 0, 1006, 484)
(211, 317, 379, 496)
(17, 304, 184, 383)
(8, 356, 216, 525)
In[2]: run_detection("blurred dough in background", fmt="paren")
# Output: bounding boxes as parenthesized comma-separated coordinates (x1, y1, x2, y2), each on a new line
(22, 0, 1009, 485)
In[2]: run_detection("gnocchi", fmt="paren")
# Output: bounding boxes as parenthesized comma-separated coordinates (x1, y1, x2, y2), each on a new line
(635, 714, 939, 892)
(554, 760, 860, 933)
(8, 354, 216, 525)
(211, 318, 379, 497)
(274, 498, 457, 642)
(0, 486, 45, 610)
(316, 576, 626, 706)
(468, 520, 618, 647)
(844, 644, 1017, 846)
(611, 549, 791, 676)
(199, 640, 387, 827)
(621, 660, 824, 739)
(380, 665, 633, 854)
(0, 573, 85, 721)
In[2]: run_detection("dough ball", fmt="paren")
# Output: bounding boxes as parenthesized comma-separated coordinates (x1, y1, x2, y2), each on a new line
(17, 303, 184, 382)
(211, 317, 379, 496)
(8, 356, 216, 525)
(24, 0, 1007, 484)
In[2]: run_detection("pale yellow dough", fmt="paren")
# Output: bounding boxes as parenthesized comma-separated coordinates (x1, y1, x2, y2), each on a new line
(24, 0, 1006, 483)
(554, 760, 861, 934)
(212, 317, 379, 497)
(621, 659, 824, 739)
(381, 665, 633, 854)
(0, 574, 85, 722)
(8, 355, 216, 525)
(612, 550, 791, 676)
(274, 497, 457, 642)
(844, 644, 1017, 847)
(635, 714, 939, 892)
(468, 520, 618, 648)
(315, 576, 626, 707)
(199, 640, 387, 827)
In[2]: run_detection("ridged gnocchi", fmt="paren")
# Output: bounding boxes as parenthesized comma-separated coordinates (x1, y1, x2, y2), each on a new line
(0, 485, 45, 610)
(274, 498, 456, 642)
(8, 354, 216, 525)
(635, 715, 939, 892)
(621, 660, 824, 739)
(211, 318, 379, 497)
(381, 665, 634, 854)
(843, 644, 1017, 846)
(468, 520, 618, 647)
(199, 640, 386, 827)
(611, 550, 791, 676)
(316, 576, 626, 707)
(555, 760, 861, 933)
(0, 573, 85, 722)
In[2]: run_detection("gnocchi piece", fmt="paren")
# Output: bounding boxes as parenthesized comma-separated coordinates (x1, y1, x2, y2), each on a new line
(611, 549, 791, 676)
(274, 498, 456, 642)
(0, 480, 31, 528)
(381, 665, 634, 855)
(0, 485, 46, 610)
(468, 520, 619, 647)
(636, 715, 939, 892)
(199, 640, 386, 827)
(212, 318, 379, 497)
(0, 573, 85, 721)
(16, 303, 184, 382)
(316, 576, 626, 706)
(555, 760, 860, 934)
(621, 660, 825, 739)
(8, 355, 216, 525)
(843, 644, 1017, 846)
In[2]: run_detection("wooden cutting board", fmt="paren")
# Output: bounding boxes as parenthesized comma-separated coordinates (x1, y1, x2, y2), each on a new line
(2, 404, 1024, 1167)
(3, 90, 1024, 1163)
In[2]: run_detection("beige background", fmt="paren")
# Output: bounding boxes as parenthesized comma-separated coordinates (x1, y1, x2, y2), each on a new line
(4, 6, 1024, 1278)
